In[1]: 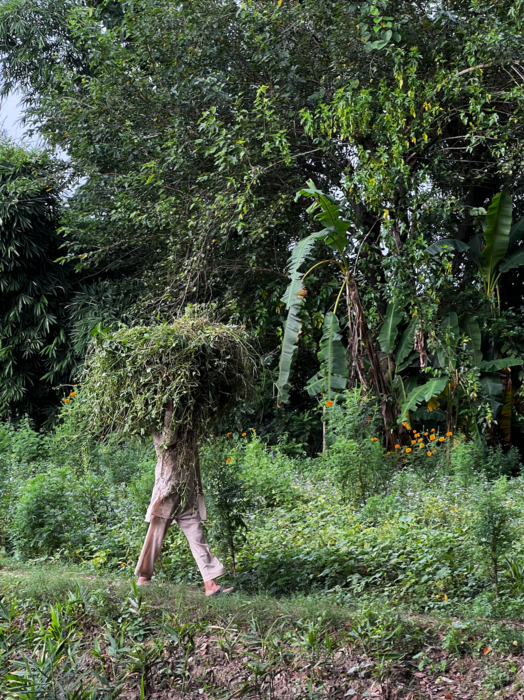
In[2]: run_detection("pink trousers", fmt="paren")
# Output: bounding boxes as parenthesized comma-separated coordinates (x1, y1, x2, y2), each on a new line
(135, 506, 225, 582)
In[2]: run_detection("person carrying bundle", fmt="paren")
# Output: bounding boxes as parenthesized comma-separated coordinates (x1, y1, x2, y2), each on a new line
(76, 309, 256, 597)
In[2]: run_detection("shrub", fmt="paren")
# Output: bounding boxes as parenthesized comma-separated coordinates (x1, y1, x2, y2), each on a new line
(12, 469, 90, 557)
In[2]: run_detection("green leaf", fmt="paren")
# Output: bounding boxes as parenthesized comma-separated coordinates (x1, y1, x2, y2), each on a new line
(306, 312, 348, 399)
(276, 305, 302, 404)
(480, 373, 503, 415)
(396, 351, 419, 372)
(498, 248, 524, 273)
(398, 377, 449, 423)
(509, 215, 524, 248)
(480, 190, 512, 277)
(427, 239, 470, 255)
(437, 312, 460, 368)
(297, 181, 350, 253)
(480, 357, 523, 372)
(378, 300, 402, 353)
(395, 318, 417, 366)
(280, 231, 324, 309)
(460, 313, 482, 367)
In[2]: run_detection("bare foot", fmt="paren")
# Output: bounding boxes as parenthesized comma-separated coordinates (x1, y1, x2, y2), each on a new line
(204, 579, 234, 597)
(137, 576, 152, 586)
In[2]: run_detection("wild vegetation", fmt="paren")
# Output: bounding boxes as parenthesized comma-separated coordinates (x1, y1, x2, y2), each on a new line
(1, 0, 524, 697)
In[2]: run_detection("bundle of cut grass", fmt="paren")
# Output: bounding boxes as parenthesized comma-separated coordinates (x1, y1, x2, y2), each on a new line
(77, 310, 257, 439)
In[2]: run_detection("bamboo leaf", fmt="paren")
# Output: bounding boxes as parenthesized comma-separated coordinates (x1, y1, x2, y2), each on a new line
(378, 300, 402, 353)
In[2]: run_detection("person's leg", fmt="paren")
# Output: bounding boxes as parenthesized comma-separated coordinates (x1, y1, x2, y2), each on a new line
(175, 509, 232, 595)
(134, 516, 170, 583)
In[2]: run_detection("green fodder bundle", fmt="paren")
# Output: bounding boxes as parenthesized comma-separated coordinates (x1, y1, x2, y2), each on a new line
(77, 313, 257, 439)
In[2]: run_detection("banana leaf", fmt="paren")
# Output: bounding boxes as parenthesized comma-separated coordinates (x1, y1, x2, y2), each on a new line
(460, 313, 482, 367)
(480, 190, 512, 277)
(480, 357, 523, 372)
(499, 248, 524, 273)
(378, 300, 403, 353)
(306, 312, 348, 399)
(398, 377, 449, 423)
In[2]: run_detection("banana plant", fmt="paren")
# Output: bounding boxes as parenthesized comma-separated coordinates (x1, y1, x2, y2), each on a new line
(276, 180, 387, 411)
(428, 191, 524, 305)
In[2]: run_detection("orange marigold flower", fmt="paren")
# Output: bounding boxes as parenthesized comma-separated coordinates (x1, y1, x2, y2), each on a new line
(424, 432, 429, 436)
(326, 400, 334, 407)
(70, 391, 76, 397)
(370, 437, 378, 442)
(411, 440, 417, 445)
(387, 451, 391, 455)
(432, 449, 437, 453)
(100, 436, 105, 439)
(226, 432, 232, 437)
(415, 433, 420, 438)
(446, 431, 453, 437)
(405, 448, 412, 453)
(431, 428, 435, 432)
(64, 398, 70, 403)
(419, 443, 425, 449)
(438, 437, 445, 442)
(121, 563, 125, 567)
(427, 451, 432, 457)
(418, 438, 423, 443)
(395, 444, 400, 449)
(242, 432, 247, 437)
(429, 434, 436, 441)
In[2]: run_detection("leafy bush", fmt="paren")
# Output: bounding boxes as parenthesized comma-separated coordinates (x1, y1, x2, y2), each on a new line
(12, 469, 90, 557)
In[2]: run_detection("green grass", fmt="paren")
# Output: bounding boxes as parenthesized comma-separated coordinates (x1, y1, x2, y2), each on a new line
(0, 562, 523, 699)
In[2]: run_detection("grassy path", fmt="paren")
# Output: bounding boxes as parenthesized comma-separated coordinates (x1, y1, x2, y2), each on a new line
(0, 562, 522, 698)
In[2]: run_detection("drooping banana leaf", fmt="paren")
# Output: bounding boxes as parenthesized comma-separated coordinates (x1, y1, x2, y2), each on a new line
(395, 318, 417, 366)
(277, 229, 325, 403)
(306, 312, 348, 399)
(480, 357, 523, 372)
(480, 190, 512, 278)
(280, 231, 326, 309)
(398, 377, 449, 423)
(378, 300, 403, 353)
(437, 312, 460, 369)
(427, 239, 471, 255)
(397, 351, 419, 372)
(460, 313, 482, 367)
(276, 304, 302, 405)
(480, 373, 504, 415)
(499, 248, 524, 273)
(509, 215, 524, 248)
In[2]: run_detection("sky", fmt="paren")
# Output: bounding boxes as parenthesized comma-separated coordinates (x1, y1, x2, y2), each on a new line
(0, 91, 40, 145)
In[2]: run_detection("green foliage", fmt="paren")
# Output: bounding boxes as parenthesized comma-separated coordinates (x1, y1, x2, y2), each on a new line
(0, 139, 76, 422)
(77, 309, 257, 439)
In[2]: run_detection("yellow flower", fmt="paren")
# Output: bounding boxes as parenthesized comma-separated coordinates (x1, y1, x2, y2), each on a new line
(405, 448, 412, 453)
(387, 452, 391, 455)
(242, 432, 247, 437)
(446, 431, 453, 437)
(429, 434, 436, 441)
(326, 400, 334, 407)
(427, 451, 432, 456)
(419, 443, 425, 449)
(438, 437, 445, 442)
(121, 563, 125, 567)
(70, 391, 76, 397)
